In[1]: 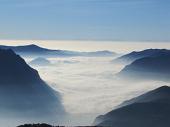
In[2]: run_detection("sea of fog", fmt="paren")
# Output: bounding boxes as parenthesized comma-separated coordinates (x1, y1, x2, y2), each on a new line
(28, 56, 170, 126)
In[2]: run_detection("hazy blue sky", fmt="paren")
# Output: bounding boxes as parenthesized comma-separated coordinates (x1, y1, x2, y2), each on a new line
(0, 0, 169, 41)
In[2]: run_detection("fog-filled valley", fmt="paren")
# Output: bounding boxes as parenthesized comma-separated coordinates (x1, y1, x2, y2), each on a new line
(0, 44, 170, 126)
(27, 55, 170, 126)
(1, 0, 170, 126)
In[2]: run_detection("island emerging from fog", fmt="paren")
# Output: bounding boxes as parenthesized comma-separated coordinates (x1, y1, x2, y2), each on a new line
(29, 57, 52, 66)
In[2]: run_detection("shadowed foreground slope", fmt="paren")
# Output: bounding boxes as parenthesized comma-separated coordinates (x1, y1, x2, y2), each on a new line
(0, 49, 65, 126)
(94, 86, 170, 127)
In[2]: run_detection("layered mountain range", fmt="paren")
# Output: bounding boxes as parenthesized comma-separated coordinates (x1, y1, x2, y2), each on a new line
(113, 49, 170, 81)
(112, 49, 170, 64)
(0, 44, 116, 58)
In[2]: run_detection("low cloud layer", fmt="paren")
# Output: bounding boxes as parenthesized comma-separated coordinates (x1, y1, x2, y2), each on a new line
(30, 56, 170, 125)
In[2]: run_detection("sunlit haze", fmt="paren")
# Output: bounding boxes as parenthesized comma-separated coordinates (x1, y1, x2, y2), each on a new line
(0, 40, 170, 53)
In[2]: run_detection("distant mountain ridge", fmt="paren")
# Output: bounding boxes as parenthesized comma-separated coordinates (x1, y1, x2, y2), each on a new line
(112, 49, 170, 64)
(0, 44, 51, 52)
(0, 44, 116, 57)
(93, 86, 170, 127)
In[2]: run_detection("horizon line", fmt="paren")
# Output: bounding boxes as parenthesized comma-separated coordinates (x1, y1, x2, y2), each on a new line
(0, 39, 170, 43)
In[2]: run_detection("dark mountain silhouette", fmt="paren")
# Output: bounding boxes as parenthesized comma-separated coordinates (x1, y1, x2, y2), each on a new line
(0, 49, 65, 125)
(17, 123, 97, 127)
(117, 54, 170, 81)
(0, 44, 116, 57)
(93, 86, 170, 127)
(17, 123, 55, 127)
(112, 49, 170, 64)
(0, 44, 50, 52)
(29, 57, 51, 66)
(0, 44, 76, 57)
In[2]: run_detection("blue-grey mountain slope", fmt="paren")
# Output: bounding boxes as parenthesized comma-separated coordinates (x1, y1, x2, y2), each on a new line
(94, 86, 170, 127)
(117, 54, 170, 81)
(112, 49, 170, 64)
(0, 49, 65, 125)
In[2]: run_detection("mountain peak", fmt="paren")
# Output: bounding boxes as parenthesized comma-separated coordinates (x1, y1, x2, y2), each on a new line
(154, 85, 170, 93)
(26, 44, 41, 48)
(19, 44, 44, 50)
